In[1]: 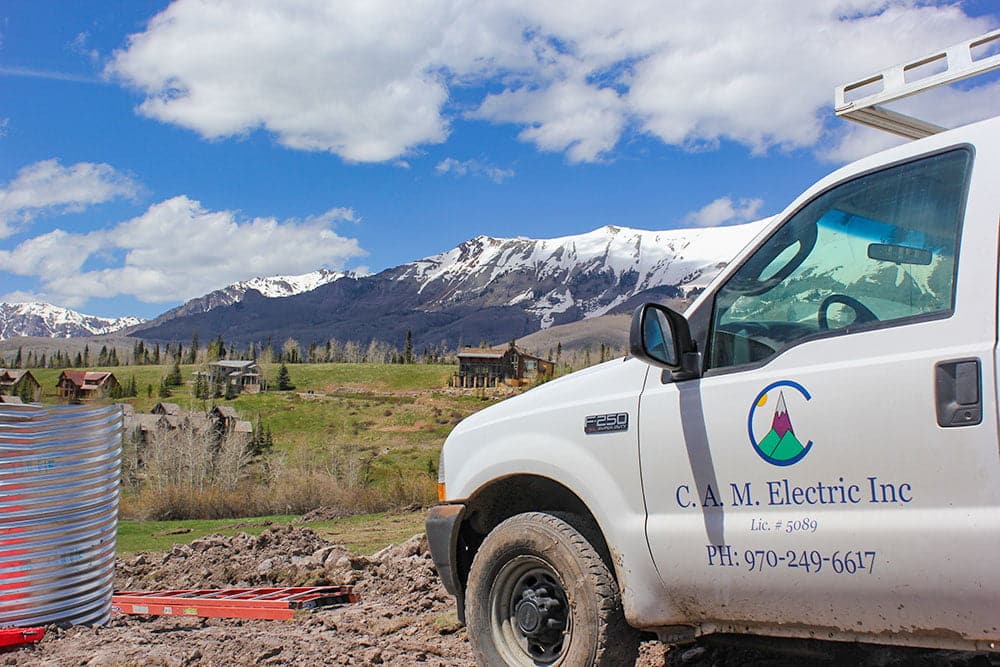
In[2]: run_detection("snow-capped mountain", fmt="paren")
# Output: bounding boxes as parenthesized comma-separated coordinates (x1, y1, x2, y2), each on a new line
(137, 269, 355, 328)
(0, 302, 143, 340)
(134, 221, 771, 349)
(393, 222, 770, 328)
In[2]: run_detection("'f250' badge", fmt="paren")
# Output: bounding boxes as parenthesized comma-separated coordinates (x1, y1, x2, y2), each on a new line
(585, 412, 629, 434)
(747, 380, 813, 466)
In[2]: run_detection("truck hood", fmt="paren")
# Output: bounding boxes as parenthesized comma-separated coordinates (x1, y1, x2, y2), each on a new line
(448, 356, 650, 440)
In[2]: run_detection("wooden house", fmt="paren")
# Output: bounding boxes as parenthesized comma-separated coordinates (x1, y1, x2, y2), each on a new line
(455, 343, 555, 388)
(152, 402, 181, 416)
(0, 369, 41, 402)
(199, 360, 261, 395)
(56, 370, 119, 402)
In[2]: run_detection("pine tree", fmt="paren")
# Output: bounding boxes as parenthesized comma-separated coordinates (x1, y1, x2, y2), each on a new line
(276, 363, 293, 390)
(18, 379, 34, 403)
(404, 330, 414, 364)
(14, 347, 22, 369)
(167, 359, 183, 387)
(188, 333, 199, 364)
(73, 352, 83, 368)
(158, 377, 171, 398)
(83, 345, 90, 367)
(194, 373, 209, 400)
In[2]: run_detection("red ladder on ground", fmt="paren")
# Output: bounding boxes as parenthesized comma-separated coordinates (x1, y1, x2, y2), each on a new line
(112, 586, 358, 621)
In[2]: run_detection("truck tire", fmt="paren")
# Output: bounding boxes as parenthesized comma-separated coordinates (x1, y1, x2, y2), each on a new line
(465, 512, 638, 666)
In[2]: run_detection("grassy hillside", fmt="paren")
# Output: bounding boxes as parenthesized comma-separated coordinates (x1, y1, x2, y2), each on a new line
(18, 361, 499, 519)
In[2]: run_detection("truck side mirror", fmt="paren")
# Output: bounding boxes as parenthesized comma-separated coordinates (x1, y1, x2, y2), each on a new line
(629, 304, 702, 377)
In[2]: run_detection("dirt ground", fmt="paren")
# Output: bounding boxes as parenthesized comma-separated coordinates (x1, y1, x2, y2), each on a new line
(2, 526, 995, 666)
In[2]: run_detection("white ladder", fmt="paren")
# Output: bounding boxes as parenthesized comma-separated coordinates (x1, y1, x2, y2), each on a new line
(835, 28, 1000, 139)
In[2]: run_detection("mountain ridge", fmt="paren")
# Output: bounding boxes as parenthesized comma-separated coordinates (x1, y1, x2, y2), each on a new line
(131, 222, 769, 349)
(0, 302, 143, 340)
(1, 222, 769, 347)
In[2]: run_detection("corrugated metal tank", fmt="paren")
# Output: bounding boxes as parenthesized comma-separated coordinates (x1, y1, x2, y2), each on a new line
(0, 402, 123, 626)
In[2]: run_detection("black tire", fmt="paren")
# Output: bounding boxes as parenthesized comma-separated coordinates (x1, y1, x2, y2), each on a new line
(465, 512, 639, 666)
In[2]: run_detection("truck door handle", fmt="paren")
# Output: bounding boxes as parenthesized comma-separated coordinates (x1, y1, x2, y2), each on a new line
(935, 359, 982, 427)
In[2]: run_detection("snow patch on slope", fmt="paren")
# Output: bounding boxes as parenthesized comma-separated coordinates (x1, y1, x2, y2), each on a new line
(397, 221, 770, 327)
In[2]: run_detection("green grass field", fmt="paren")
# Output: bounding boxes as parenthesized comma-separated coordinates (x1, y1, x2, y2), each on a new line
(31, 363, 479, 466)
(24, 361, 501, 524)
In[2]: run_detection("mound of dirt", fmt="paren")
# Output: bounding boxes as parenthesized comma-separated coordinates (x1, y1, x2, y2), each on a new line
(11, 526, 472, 666)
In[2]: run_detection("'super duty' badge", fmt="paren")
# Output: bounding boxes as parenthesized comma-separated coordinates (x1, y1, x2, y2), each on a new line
(585, 412, 629, 434)
(747, 380, 813, 466)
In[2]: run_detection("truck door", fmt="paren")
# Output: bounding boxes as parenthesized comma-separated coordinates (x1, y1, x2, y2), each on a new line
(638, 145, 1000, 641)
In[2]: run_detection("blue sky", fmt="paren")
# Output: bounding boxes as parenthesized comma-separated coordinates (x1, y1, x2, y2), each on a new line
(1, 1, 998, 320)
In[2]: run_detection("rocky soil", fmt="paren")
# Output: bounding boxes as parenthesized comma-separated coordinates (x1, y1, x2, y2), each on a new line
(1, 526, 995, 666)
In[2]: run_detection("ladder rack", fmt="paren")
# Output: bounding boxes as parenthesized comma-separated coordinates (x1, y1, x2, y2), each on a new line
(835, 28, 1000, 139)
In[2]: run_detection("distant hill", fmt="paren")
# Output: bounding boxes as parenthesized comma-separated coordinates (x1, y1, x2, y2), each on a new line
(134, 269, 355, 331)
(516, 314, 632, 357)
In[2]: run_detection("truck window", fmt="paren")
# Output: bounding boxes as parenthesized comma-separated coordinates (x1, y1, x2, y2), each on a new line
(709, 148, 972, 370)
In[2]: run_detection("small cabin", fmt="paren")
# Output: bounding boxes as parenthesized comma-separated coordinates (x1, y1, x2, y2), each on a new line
(56, 371, 119, 402)
(455, 344, 555, 388)
(0, 369, 41, 402)
(198, 360, 261, 395)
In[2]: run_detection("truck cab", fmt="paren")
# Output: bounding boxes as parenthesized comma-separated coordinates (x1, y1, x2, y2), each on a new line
(428, 30, 1000, 666)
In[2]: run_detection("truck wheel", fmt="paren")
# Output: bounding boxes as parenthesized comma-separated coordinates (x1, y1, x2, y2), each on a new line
(465, 512, 638, 666)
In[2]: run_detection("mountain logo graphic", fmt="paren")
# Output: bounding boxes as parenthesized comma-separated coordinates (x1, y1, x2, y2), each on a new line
(747, 380, 814, 466)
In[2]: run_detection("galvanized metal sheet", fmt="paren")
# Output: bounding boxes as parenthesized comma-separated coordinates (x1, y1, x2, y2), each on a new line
(0, 403, 123, 626)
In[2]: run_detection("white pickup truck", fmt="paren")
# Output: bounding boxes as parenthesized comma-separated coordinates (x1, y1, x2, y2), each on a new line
(427, 30, 1000, 666)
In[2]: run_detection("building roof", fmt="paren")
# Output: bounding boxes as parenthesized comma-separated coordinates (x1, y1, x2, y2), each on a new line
(210, 360, 257, 369)
(0, 395, 23, 404)
(212, 405, 239, 419)
(152, 402, 181, 415)
(58, 370, 115, 387)
(128, 414, 161, 431)
(457, 347, 506, 359)
(0, 369, 34, 384)
(457, 345, 549, 362)
(234, 420, 253, 433)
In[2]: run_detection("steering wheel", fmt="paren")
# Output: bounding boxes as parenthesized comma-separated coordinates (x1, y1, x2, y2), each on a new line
(818, 294, 878, 330)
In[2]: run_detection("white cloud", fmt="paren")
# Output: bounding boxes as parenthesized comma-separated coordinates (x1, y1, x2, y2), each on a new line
(684, 196, 763, 227)
(0, 159, 141, 238)
(435, 157, 515, 183)
(106, 1, 994, 164)
(0, 196, 367, 305)
(69, 32, 100, 63)
(0, 290, 46, 305)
